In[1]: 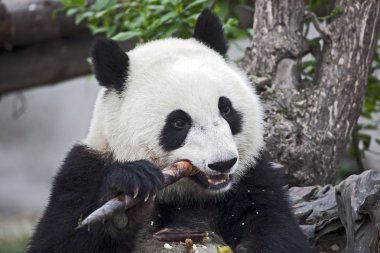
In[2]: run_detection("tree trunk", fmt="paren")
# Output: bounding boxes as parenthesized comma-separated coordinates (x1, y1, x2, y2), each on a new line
(244, 0, 380, 186)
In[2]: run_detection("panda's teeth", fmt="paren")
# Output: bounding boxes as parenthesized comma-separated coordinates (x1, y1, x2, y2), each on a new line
(196, 172, 230, 187)
(207, 178, 227, 185)
(206, 175, 228, 185)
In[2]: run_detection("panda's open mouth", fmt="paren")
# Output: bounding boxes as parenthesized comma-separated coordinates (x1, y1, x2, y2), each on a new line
(192, 171, 231, 190)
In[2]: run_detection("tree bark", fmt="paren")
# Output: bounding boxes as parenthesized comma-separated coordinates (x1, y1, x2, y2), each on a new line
(0, 34, 93, 94)
(244, 0, 380, 186)
(0, 0, 84, 48)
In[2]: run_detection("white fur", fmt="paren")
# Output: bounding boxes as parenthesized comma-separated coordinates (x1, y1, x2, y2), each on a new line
(84, 38, 264, 199)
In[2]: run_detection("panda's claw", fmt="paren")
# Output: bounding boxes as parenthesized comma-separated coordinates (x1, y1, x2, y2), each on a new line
(133, 187, 139, 199)
(144, 193, 150, 202)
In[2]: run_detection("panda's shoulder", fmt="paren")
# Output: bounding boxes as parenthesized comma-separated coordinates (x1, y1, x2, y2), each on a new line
(239, 152, 286, 191)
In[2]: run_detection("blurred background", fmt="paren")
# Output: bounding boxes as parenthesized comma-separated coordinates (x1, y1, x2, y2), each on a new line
(0, 0, 379, 252)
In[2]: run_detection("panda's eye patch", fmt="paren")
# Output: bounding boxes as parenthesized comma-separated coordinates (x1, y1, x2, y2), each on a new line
(218, 97, 232, 115)
(166, 110, 191, 130)
(160, 109, 192, 151)
(218, 96, 242, 135)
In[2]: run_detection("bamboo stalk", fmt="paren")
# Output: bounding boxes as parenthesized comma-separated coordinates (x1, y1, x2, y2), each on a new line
(153, 228, 209, 243)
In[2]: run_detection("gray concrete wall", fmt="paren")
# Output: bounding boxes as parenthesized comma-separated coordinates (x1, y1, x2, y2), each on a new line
(0, 77, 98, 218)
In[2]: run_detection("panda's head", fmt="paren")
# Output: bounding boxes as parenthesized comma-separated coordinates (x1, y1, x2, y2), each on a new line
(84, 10, 264, 200)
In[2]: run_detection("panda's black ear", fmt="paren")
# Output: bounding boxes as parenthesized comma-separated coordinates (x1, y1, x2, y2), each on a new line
(193, 9, 228, 56)
(91, 38, 129, 92)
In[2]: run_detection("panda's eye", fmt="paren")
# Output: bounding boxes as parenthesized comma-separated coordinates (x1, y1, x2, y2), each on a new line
(221, 105, 231, 116)
(172, 119, 188, 129)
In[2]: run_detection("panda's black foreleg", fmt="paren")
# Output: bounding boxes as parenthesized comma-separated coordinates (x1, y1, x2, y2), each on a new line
(96, 159, 165, 244)
(27, 144, 164, 253)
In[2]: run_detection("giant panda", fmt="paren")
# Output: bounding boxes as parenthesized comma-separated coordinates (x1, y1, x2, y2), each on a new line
(27, 9, 312, 253)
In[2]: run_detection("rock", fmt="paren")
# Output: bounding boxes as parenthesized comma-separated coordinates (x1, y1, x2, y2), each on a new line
(289, 170, 380, 253)
(336, 170, 380, 253)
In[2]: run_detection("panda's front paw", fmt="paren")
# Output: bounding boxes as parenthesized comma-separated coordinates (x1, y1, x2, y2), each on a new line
(100, 160, 164, 203)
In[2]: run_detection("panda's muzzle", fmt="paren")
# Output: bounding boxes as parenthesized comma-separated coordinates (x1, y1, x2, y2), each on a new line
(184, 158, 237, 190)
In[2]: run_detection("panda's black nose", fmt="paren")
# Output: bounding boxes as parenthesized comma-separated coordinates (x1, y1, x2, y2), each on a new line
(208, 158, 238, 173)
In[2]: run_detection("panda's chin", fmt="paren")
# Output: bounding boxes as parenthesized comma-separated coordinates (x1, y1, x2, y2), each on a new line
(191, 171, 232, 191)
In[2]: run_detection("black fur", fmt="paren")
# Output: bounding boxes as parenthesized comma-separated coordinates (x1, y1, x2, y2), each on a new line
(159, 109, 192, 151)
(27, 146, 312, 253)
(219, 96, 243, 135)
(193, 9, 228, 56)
(154, 154, 313, 253)
(27, 145, 163, 253)
(92, 38, 129, 92)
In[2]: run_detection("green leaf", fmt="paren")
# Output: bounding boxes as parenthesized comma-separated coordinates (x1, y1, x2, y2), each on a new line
(94, 0, 112, 11)
(95, 9, 108, 18)
(112, 31, 142, 41)
(216, 0, 230, 21)
(58, 0, 251, 46)
(159, 11, 178, 23)
(75, 11, 94, 25)
(72, 0, 85, 7)
(147, 12, 178, 30)
(106, 26, 117, 37)
(66, 8, 79, 16)
(184, 0, 208, 11)
(159, 22, 181, 38)
(92, 27, 109, 35)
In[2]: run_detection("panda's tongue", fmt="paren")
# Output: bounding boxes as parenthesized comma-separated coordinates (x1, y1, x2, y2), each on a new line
(204, 174, 229, 185)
